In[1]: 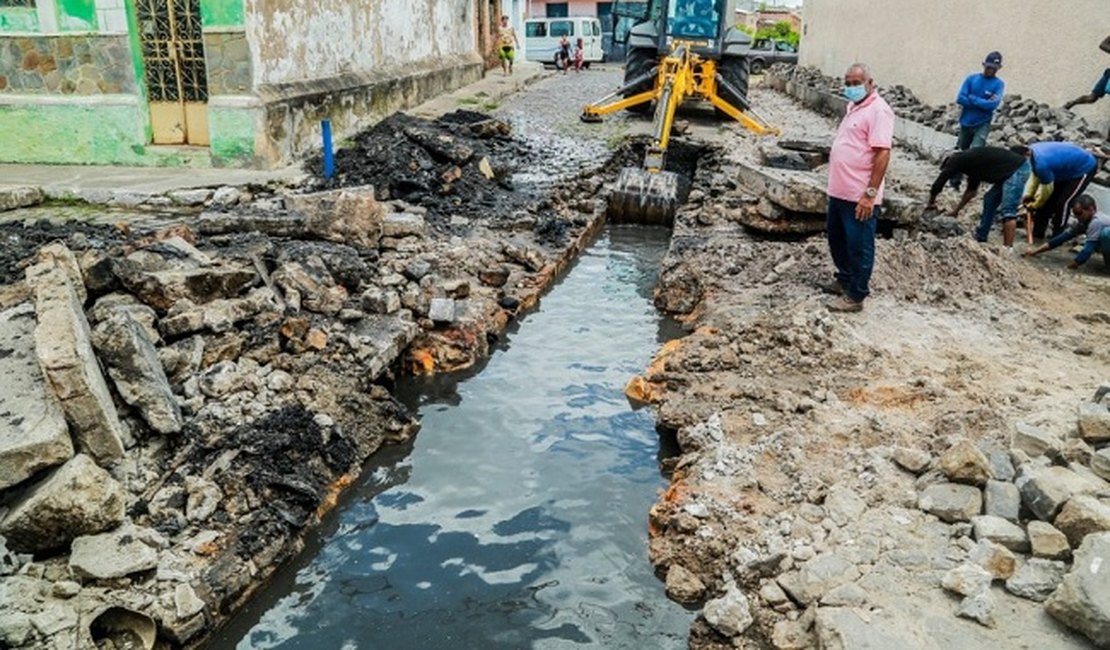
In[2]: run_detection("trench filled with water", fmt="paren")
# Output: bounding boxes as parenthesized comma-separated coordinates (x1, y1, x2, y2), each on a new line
(208, 225, 693, 649)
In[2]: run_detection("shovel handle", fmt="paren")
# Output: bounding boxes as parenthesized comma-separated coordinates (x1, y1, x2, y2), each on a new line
(1025, 209, 1034, 244)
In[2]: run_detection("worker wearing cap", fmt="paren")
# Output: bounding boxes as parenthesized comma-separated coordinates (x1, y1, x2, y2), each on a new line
(949, 52, 1005, 190)
(1022, 142, 1098, 239)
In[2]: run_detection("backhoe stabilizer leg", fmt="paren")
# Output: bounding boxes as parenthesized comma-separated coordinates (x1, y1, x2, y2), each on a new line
(581, 68, 660, 120)
(710, 76, 780, 136)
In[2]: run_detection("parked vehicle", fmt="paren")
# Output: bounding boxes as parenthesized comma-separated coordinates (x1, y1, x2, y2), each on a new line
(524, 17, 606, 67)
(748, 38, 797, 74)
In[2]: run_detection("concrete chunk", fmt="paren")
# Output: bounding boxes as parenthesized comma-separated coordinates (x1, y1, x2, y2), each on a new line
(93, 312, 183, 435)
(971, 514, 1029, 552)
(1018, 465, 1099, 521)
(0, 304, 73, 490)
(983, 480, 1020, 522)
(1012, 422, 1061, 458)
(286, 185, 385, 248)
(1028, 521, 1071, 560)
(939, 440, 992, 486)
(918, 482, 982, 523)
(1054, 495, 1110, 547)
(382, 213, 427, 239)
(1077, 401, 1110, 443)
(1046, 532, 1110, 646)
(29, 264, 125, 463)
(0, 454, 125, 553)
(0, 185, 44, 212)
(69, 525, 159, 579)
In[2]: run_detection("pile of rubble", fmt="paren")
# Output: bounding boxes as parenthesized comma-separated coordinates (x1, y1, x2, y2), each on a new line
(770, 64, 1110, 184)
(0, 112, 610, 648)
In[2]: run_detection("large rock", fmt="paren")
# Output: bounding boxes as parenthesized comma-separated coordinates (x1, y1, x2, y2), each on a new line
(0, 304, 73, 490)
(69, 525, 160, 579)
(1046, 532, 1110, 646)
(1012, 422, 1061, 458)
(286, 185, 385, 248)
(780, 553, 861, 604)
(939, 440, 992, 486)
(941, 563, 992, 596)
(1054, 495, 1110, 547)
(971, 514, 1029, 552)
(1017, 465, 1098, 521)
(93, 312, 182, 435)
(1077, 401, 1110, 442)
(665, 564, 705, 603)
(112, 246, 256, 312)
(1005, 558, 1068, 601)
(1028, 521, 1072, 560)
(918, 482, 982, 522)
(29, 264, 125, 463)
(0, 454, 125, 552)
(702, 583, 753, 637)
(983, 480, 1020, 522)
(1093, 448, 1110, 482)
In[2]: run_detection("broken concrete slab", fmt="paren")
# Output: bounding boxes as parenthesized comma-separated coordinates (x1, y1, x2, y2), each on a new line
(918, 482, 982, 523)
(0, 454, 125, 553)
(92, 312, 183, 435)
(1077, 401, 1110, 443)
(0, 185, 44, 212)
(285, 185, 385, 248)
(113, 263, 257, 312)
(1018, 465, 1100, 521)
(69, 525, 160, 579)
(0, 304, 73, 490)
(382, 213, 427, 239)
(159, 288, 278, 338)
(736, 161, 827, 214)
(29, 264, 125, 464)
(89, 293, 161, 344)
(28, 243, 87, 305)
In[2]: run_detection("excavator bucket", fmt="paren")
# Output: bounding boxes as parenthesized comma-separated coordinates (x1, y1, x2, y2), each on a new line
(606, 167, 687, 226)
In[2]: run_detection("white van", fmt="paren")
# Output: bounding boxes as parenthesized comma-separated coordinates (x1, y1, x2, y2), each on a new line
(524, 17, 605, 67)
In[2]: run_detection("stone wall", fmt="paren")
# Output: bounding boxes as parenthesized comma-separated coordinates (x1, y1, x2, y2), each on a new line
(799, 0, 1110, 134)
(0, 34, 135, 95)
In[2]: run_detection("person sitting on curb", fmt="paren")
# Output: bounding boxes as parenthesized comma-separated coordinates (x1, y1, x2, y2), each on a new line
(1023, 194, 1110, 270)
(1022, 141, 1099, 240)
(925, 145, 1031, 247)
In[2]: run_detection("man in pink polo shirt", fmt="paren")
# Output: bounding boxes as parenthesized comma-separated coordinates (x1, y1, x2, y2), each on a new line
(823, 63, 895, 312)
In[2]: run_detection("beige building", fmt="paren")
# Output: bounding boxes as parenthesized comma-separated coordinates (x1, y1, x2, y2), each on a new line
(799, 0, 1110, 133)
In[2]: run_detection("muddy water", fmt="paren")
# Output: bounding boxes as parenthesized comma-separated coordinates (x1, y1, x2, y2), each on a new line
(209, 226, 692, 649)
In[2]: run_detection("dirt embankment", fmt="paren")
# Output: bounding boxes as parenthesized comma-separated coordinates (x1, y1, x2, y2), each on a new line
(634, 87, 1110, 649)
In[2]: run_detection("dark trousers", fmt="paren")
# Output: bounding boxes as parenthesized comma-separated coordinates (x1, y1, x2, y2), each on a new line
(827, 196, 879, 301)
(1032, 173, 1093, 239)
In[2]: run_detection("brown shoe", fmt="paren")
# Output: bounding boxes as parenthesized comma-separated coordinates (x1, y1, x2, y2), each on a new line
(827, 295, 863, 312)
(818, 280, 844, 296)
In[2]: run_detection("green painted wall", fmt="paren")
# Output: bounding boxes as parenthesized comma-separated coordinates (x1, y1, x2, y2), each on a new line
(208, 104, 257, 165)
(56, 0, 97, 31)
(0, 102, 149, 165)
(200, 0, 244, 28)
(0, 8, 39, 32)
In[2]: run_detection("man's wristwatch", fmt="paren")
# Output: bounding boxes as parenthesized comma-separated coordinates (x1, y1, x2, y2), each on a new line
(864, 187, 878, 198)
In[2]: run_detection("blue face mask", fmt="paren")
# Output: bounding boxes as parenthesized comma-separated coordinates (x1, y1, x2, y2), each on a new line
(843, 85, 867, 103)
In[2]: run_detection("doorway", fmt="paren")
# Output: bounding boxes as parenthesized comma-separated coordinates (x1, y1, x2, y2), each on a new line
(134, 0, 210, 145)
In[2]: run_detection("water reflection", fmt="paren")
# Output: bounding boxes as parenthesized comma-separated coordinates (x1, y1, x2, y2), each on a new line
(209, 227, 691, 649)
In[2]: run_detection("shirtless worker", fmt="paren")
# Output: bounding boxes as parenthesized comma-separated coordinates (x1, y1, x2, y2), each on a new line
(498, 15, 519, 76)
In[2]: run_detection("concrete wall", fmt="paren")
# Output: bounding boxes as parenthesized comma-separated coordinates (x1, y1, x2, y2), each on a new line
(245, 0, 476, 87)
(800, 0, 1110, 133)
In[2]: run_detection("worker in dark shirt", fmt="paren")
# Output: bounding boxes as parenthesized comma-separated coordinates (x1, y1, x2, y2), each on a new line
(926, 145, 1031, 247)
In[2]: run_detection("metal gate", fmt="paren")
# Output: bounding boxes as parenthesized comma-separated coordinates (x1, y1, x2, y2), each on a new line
(135, 0, 210, 145)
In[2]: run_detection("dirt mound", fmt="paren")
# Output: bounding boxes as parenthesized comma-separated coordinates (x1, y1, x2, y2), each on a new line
(306, 110, 534, 222)
(872, 235, 1024, 302)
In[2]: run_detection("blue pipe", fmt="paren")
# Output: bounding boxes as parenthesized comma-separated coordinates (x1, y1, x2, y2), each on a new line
(322, 119, 335, 179)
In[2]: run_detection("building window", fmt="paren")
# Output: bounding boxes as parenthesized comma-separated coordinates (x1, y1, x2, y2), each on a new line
(0, 0, 36, 6)
(546, 2, 568, 17)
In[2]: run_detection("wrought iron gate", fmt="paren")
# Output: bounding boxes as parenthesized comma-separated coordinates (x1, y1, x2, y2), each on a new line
(135, 0, 210, 145)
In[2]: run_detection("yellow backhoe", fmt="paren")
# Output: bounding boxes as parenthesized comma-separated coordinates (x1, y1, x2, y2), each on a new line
(582, 0, 779, 224)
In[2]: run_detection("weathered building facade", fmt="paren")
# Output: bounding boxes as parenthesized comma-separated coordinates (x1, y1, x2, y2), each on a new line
(800, 0, 1110, 134)
(0, 0, 485, 167)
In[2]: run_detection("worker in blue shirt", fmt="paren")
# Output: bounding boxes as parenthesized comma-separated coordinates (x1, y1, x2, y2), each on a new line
(1024, 194, 1110, 271)
(1021, 142, 1099, 239)
(950, 52, 1005, 190)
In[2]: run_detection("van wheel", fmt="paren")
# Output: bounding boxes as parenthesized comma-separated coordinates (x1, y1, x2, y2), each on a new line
(623, 46, 657, 115)
(750, 58, 766, 75)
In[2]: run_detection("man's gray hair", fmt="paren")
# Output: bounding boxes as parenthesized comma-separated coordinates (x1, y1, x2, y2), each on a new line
(847, 63, 873, 81)
(1074, 194, 1097, 211)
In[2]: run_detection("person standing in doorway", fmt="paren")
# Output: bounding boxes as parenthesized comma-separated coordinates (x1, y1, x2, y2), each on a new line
(1022, 141, 1098, 239)
(950, 52, 1005, 190)
(498, 15, 519, 76)
(822, 63, 895, 313)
